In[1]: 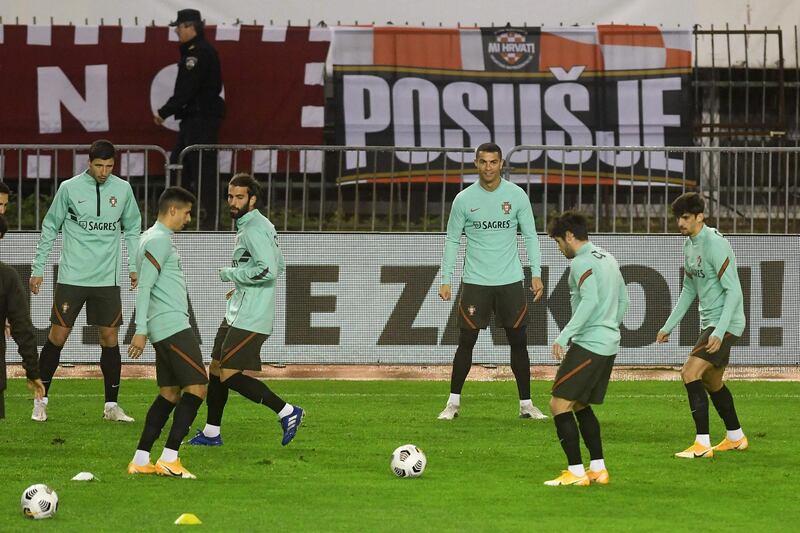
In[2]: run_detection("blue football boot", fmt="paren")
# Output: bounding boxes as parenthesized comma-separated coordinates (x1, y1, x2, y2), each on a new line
(188, 429, 223, 446)
(280, 406, 304, 446)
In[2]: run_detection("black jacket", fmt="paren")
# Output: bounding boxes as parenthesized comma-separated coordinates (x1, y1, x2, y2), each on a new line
(158, 35, 225, 121)
(0, 262, 39, 391)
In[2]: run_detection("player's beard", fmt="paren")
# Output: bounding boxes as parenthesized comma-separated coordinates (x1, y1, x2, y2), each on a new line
(230, 204, 252, 220)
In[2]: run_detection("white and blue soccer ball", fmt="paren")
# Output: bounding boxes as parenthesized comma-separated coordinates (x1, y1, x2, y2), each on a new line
(390, 444, 427, 478)
(21, 484, 58, 520)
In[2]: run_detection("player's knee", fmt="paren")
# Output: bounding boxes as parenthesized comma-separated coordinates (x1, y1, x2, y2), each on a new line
(98, 329, 119, 347)
(159, 389, 180, 404)
(504, 326, 527, 347)
(702, 376, 723, 393)
(185, 384, 207, 400)
(218, 369, 240, 383)
(549, 396, 563, 415)
(680, 364, 700, 382)
(48, 326, 70, 346)
(458, 328, 479, 348)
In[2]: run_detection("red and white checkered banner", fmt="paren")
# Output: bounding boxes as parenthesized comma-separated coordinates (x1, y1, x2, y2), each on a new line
(329, 25, 694, 184)
(0, 24, 330, 167)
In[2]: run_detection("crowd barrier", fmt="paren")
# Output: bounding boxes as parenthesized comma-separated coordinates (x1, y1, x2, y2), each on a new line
(2, 232, 797, 366)
(0, 144, 170, 230)
(3, 143, 796, 234)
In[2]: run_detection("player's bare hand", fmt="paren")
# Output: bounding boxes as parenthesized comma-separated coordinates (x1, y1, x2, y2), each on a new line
(27, 378, 45, 400)
(4, 319, 10, 338)
(153, 114, 164, 126)
(438, 284, 451, 301)
(706, 335, 722, 353)
(551, 342, 566, 361)
(129, 272, 139, 290)
(128, 334, 147, 359)
(29, 276, 43, 295)
(225, 288, 235, 300)
(530, 276, 544, 302)
(656, 330, 670, 343)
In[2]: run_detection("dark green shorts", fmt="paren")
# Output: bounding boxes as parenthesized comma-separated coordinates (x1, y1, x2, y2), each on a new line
(210, 320, 268, 371)
(552, 344, 616, 405)
(50, 283, 122, 328)
(689, 327, 740, 368)
(152, 329, 208, 388)
(457, 281, 528, 330)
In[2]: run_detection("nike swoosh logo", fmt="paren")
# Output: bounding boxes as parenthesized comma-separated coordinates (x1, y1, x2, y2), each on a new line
(78, 200, 87, 204)
(470, 208, 480, 212)
(111, 384, 120, 388)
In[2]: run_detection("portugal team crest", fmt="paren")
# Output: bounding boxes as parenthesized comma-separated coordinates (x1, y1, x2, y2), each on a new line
(468, 305, 476, 316)
(61, 302, 70, 314)
(502, 201, 511, 215)
(109, 196, 117, 207)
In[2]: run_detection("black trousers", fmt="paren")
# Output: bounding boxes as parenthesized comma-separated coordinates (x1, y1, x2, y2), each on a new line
(171, 115, 223, 230)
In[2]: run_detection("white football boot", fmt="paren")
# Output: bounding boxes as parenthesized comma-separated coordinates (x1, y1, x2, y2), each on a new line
(103, 404, 135, 422)
(31, 399, 48, 422)
(437, 402, 460, 420)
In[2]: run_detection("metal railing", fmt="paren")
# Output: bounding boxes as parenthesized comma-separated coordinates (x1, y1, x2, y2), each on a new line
(505, 144, 800, 233)
(178, 144, 475, 231)
(2, 143, 798, 234)
(0, 144, 170, 230)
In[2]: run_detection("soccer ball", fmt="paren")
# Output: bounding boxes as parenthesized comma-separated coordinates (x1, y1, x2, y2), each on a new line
(390, 444, 427, 478)
(21, 484, 58, 520)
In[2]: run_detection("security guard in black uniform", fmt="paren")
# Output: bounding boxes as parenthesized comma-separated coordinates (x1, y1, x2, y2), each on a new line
(0, 215, 44, 419)
(154, 8, 225, 230)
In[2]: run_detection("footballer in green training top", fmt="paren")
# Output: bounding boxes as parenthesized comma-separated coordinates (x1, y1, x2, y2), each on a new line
(189, 173, 304, 448)
(127, 186, 207, 479)
(437, 142, 547, 421)
(30, 140, 141, 423)
(657, 192, 748, 459)
(544, 211, 628, 487)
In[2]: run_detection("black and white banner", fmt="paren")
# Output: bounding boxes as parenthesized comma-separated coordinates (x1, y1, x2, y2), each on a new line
(2, 233, 796, 366)
(329, 26, 694, 185)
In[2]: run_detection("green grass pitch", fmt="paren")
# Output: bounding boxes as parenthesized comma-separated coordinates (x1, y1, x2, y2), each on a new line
(1, 378, 798, 532)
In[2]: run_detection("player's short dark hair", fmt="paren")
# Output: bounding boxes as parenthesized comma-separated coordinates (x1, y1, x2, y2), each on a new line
(671, 192, 705, 218)
(89, 140, 116, 161)
(0, 214, 7, 239)
(547, 210, 590, 241)
(229, 173, 261, 204)
(0, 181, 10, 195)
(158, 186, 196, 215)
(475, 142, 502, 160)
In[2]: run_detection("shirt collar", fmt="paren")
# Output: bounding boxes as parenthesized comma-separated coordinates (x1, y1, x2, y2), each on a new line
(235, 209, 259, 229)
(689, 224, 709, 244)
(180, 36, 200, 53)
(575, 241, 595, 257)
(154, 221, 174, 235)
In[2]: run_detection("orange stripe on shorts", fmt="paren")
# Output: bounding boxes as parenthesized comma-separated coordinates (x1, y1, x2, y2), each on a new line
(552, 358, 592, 391)
(53, 303, 67, 327)
(220, 332, 258, 365)
(170, 343, 207, 378)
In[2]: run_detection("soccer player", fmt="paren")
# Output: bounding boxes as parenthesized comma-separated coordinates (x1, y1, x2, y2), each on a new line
(437, 142, 547, 420)
(544, 211, 628, 487)
(30, 140, 141, 423)
(0, 214, 46, 419)
(189, 173, 304, 447)
(0, 181, 10, 214)
(657, 192, 748, 458)
(127, 187, 207, 479)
